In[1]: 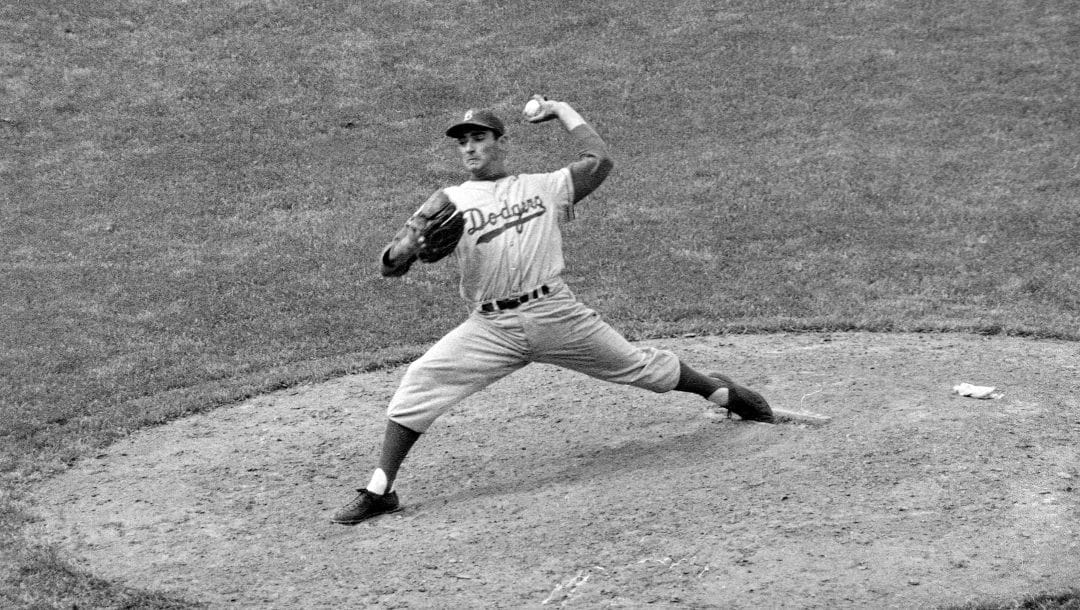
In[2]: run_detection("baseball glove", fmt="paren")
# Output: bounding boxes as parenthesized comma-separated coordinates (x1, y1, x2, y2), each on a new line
(405, 192, 465, 263)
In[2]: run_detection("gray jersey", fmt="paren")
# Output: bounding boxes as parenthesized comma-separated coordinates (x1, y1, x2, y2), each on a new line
(444, 168, 575, 308)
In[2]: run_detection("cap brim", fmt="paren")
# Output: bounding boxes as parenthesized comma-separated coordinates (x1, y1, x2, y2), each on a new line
(445, 122, 502, 138)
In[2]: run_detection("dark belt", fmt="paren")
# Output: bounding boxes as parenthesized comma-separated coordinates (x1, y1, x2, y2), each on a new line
(479, 285, 551, 313)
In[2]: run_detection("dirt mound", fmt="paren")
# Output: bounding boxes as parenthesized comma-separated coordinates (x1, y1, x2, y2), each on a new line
(31, 333, 1080, 608)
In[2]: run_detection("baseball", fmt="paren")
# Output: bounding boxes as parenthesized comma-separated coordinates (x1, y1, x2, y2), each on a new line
(523, 99, 542, 118)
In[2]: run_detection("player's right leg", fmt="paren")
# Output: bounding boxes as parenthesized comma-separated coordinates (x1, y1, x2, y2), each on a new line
(331, 314, 529, 524)
(329, 420, 417, 524)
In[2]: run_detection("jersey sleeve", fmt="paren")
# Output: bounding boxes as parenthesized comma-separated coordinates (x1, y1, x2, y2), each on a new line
(378, 190, 451, 277)
(532, 168, 575, 223)
(565, 123, 613, 204)
(378, 225, 417, 277)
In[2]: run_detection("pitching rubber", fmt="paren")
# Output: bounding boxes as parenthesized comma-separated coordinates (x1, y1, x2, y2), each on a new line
(760, 407, 832, 426)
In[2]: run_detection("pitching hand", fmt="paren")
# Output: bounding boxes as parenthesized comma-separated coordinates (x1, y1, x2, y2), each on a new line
(523, 95, 559, 123)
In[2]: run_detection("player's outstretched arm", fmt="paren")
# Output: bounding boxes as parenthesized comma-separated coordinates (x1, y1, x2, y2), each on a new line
(379, 224, 419, 277)
(379, 190, 461, 277)
(525, 96, 613, 203)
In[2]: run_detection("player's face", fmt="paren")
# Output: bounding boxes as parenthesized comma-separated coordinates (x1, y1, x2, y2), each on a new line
(456, 129, 505, 178)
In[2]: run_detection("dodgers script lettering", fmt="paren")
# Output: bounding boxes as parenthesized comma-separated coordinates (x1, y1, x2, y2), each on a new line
(465, 196, 548, 244)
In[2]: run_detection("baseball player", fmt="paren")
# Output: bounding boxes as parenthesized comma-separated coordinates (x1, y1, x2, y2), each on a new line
(331, 97, 773, 524)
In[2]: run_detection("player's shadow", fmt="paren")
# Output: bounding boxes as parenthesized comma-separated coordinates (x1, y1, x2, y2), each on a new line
(418, 421, 754, 511)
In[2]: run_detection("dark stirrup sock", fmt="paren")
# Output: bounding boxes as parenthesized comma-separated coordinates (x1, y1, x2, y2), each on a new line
(673, 361, 724, 399)
(378, 420, 421, 492)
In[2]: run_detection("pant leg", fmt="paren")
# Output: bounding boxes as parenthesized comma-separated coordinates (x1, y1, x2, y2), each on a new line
(387, 313, 529, 432)
(524, 287, 681, 393)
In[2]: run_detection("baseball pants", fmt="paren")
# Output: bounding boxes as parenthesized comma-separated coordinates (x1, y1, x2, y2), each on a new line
(387, 282, 681, 433)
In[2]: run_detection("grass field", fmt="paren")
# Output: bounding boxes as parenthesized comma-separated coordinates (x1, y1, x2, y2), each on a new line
(2, 0, 1078, 607)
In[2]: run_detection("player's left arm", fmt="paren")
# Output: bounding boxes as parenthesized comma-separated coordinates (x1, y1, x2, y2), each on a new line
(526, 97, 613, 203)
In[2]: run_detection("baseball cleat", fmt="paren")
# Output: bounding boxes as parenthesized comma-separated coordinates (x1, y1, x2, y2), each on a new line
(708, 372, 775, 423)
(331, 489, 402, 525)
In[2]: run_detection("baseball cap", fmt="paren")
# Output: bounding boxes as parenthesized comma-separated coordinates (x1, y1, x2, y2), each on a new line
(445, 108, 505, 138)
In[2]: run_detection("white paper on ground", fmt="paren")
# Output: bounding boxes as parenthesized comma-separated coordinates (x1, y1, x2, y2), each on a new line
(953, 382, 1004, 399)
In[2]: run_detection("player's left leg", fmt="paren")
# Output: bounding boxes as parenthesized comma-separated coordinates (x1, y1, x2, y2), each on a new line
(528, 289, 772, 422)
(673, 363, 773, 423)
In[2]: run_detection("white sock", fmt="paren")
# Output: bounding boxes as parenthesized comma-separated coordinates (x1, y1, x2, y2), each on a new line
(707, 387, 730, 407)
(366, 468, 388, 495)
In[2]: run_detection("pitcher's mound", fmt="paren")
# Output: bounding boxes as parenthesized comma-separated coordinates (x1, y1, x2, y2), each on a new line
(31, 333, 1080, 608)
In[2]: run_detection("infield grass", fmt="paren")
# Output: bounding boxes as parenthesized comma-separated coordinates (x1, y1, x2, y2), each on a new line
(2, 0, 1078, 607)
